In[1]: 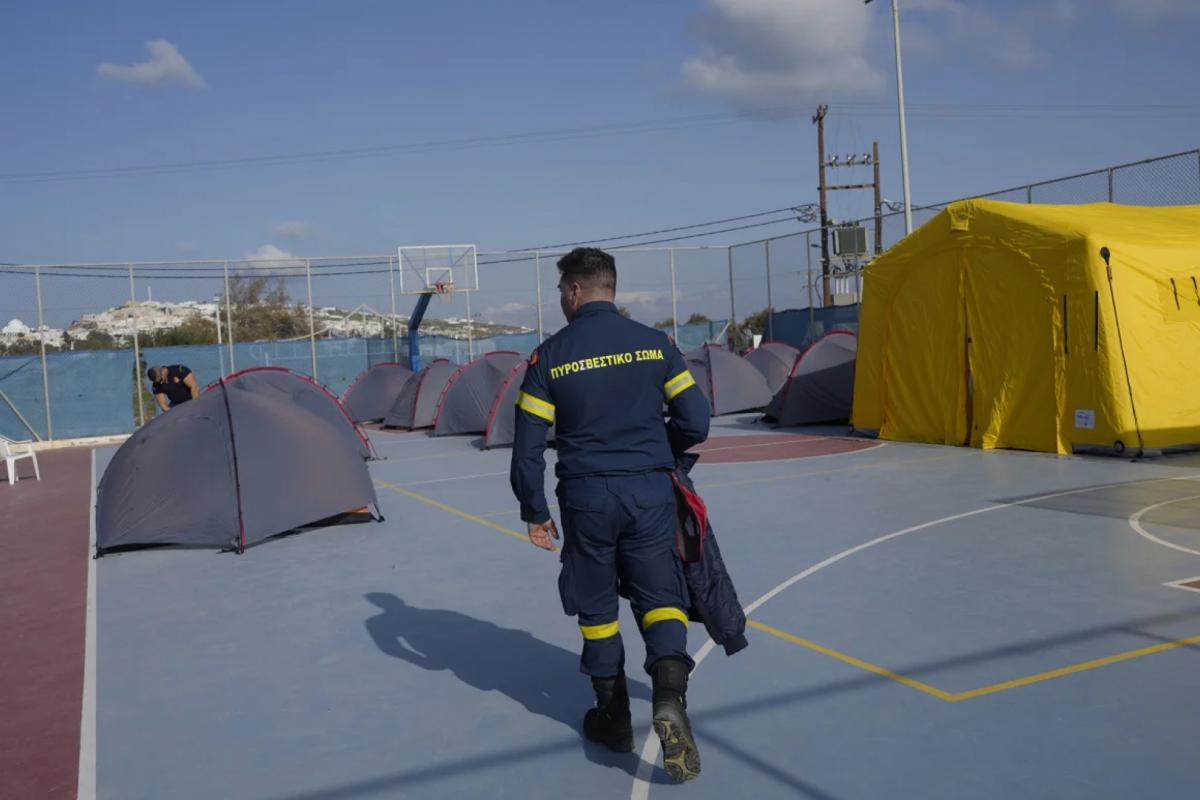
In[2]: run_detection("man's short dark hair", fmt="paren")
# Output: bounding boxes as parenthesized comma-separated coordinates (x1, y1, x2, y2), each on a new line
(146, 366, 160, 382)
(557, 247, 616, 292)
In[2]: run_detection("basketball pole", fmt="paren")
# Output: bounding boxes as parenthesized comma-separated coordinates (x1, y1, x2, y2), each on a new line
(407, 291, 435, 372)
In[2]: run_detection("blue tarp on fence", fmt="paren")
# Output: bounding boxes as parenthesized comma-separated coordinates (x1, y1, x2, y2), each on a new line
(0, 321, 731, 441)
(0, 349, 136, 441)
(767, 305, 859, 350)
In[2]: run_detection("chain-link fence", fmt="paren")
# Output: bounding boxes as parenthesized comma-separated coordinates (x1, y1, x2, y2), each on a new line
(1, 148, 1195, 441)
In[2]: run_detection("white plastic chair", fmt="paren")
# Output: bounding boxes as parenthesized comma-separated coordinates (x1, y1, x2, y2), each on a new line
(1, 435, 40, 485)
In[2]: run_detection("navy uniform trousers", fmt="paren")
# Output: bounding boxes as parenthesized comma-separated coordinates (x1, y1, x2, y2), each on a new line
(556, 471, 693, 677)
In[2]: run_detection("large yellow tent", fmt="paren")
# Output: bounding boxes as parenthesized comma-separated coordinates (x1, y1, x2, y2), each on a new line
(852, 200, 1200, 455)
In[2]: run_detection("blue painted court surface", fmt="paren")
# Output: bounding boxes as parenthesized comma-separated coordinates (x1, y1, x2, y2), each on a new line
(92, 419, 1200, 799)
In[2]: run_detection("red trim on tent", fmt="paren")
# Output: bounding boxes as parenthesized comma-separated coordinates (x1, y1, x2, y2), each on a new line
(340, 361, 406, 401)
(431, 351, 521, 429)
(216, 381, 247, 552)
(207, 366, 377, 459)
(483, 358, 529, 442)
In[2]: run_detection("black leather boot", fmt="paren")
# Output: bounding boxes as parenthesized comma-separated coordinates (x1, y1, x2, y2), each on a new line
(583, 673, 634, 752)
(651, 658, 700, 781)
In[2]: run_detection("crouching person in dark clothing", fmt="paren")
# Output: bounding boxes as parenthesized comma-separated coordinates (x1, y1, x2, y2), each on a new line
(147, 364, 200, 412)
(510, 247, 711, 782)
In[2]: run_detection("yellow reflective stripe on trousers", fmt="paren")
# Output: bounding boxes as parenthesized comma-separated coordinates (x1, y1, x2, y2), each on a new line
(580, 621, 619, 640)
(664, 370, 695, 400)
(642, 607, 688, 629)
(517, 391, 555, 422)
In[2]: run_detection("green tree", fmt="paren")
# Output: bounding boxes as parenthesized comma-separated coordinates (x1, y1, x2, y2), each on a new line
(616, 305, 632, 318)
(741, 307, 772, 337)
(141, 316, 218, 347)
(0, 337, 43, 356)
(684, 312, 711, 325)
(654, 317, 675, 329)
(67, 330, 118, 351)
(223, 276, 308, 341)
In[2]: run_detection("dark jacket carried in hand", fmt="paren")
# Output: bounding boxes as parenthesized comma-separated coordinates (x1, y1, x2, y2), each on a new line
(671, 452, 749, 656)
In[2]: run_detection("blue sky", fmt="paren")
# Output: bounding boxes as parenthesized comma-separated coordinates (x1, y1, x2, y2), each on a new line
(1, 0, 1198, 326)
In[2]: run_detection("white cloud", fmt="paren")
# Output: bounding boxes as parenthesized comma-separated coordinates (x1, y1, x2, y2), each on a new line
(1111, 0, 1200, 20)
(904, 1, 1038, 68)
(273, 220, 311, 239)
(681, 0, 885, 116)
(97, 40, 206, 89)
(241, 244, 304, 271)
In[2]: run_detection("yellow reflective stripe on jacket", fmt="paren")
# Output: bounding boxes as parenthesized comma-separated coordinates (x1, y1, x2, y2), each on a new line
(664, 370, 696, 401)
(579, 620, 619, 640)
(517, 391, 555, 422)
(642, 607, 689, 629)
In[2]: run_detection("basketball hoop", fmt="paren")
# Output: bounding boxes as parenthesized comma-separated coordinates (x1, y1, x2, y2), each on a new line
(434, 280, 455, 304)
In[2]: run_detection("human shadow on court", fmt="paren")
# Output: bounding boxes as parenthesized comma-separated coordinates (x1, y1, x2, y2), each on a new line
(363, 592, 663, 779)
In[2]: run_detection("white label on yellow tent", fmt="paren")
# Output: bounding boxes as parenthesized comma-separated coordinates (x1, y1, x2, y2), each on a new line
(1075, 409, 1096, 430)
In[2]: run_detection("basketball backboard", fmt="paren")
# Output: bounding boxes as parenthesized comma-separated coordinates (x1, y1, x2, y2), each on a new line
(397, 245, 479, 295)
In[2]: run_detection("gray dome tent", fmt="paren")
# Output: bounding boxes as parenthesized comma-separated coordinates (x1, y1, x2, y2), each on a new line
(763, 331, 857, 425)
(744, 341, 802, 395)
(96, 368, 379, 555)
(433, 351, 523, 437)
(685, 344, 772, 416)
(383, 359, 458, 430)
(342, 362, 414, 422)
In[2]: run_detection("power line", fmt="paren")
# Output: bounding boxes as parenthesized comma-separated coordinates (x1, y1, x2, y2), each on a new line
(508, 205, 809, 251)
(479, 215, 802, 266)
(0, 112, 750, 184)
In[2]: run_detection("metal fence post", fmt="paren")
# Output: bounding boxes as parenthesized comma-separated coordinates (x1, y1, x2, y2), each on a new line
(806, 231, 815, 334)
(128, 263, 145, 426)
(214, 302, 225, 377)
(534, 251, 544, 343)
(34, 266, 53, 439)
(669, 249, 679, 343)
(1026, 185, 1033, 204)
(305, 258, 318, 379)
(764, 239, 773, 341)
(726, 247, 736, 348)
(465, 290, 474, 361)
(388, 255, 399, 361)
(223, 261, 235, 372)
(1107, 168, 1115, 202)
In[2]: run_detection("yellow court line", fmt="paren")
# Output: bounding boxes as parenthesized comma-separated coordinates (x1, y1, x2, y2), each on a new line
(374, 479, 530, 545)
(379, 457, 1199, 705)
(747, 620, 955, 702)
(749, 618, 1200, 703)
(948, 634, 1200, 702)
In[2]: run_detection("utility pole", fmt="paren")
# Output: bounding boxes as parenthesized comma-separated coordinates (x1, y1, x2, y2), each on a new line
(815, 104, 883, 305)
(873, 141, 883, 255)
(813, 104, 831, 307)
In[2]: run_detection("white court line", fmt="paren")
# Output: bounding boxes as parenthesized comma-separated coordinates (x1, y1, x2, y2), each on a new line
(694, 436, 836, 454)
(77, 450, 97, 800)
(630, 471, 1200, 798)
(1163, 575, 1200, 594)
(1129, 493, 1200, 557)
(391, 470, 509, 487)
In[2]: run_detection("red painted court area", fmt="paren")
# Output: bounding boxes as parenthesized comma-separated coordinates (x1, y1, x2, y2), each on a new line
(691, 433, 876, 463)
(0, 448, 90, 799)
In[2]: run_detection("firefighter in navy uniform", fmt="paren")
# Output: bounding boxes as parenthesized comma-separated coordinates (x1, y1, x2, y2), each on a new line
(510, 247, 711, 782)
